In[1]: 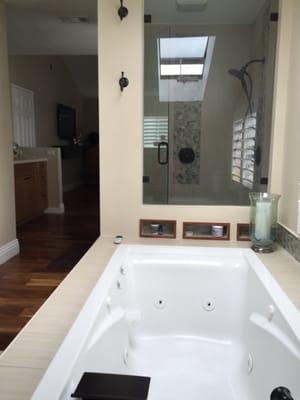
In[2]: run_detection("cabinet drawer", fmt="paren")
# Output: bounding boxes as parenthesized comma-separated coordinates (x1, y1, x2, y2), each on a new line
(38, 162, 47, 176)
(14, 161, 48, 225)
(15, 163, 35, 178)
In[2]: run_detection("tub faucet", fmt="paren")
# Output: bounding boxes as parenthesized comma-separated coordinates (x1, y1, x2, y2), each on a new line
(271, 387, 294, 400)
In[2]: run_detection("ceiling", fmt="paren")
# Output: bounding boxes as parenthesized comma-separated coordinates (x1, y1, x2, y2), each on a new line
(5, 0, 97, 55)
(5, 0, 270, 55)
(145, 0, 269, 25)
(4, 0, 269, 98)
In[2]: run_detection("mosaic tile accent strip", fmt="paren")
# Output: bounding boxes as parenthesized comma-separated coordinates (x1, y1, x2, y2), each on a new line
(173, 102, 201, 184)
(276, 224, 300, 263)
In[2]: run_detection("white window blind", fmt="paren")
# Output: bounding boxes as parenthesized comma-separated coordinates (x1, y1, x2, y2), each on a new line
(144, 116, 168, 148)
(232, 113, 256, 189)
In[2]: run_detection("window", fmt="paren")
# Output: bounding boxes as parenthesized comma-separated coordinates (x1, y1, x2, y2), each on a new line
(144, 116, 168, 148)
(158, 36, 208, 80)
(232, 113, 256, 189)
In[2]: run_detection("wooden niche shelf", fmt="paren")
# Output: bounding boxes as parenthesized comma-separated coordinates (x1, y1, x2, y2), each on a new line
(140, 219, 176, 239)
(237, 223, 251, 241)
(183, 222, 230, 241)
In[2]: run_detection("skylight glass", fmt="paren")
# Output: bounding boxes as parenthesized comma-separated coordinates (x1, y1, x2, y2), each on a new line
(161, 64, 181, 76)
(158, 36, 208, 80)
(181, 64, 204, 75)
(160, 64, 204, 77)
(159, 36, 208, 60)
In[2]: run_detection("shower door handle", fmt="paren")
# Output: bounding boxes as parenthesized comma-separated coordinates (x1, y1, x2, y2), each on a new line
(157, 141, 169, 165)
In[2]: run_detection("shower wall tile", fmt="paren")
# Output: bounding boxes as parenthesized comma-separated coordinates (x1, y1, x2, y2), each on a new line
(173, 102, 201, 184)
(276, 224, 300, 263)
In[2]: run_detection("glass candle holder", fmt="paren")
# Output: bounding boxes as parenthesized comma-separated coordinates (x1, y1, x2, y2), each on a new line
(249, 192, 281, 253)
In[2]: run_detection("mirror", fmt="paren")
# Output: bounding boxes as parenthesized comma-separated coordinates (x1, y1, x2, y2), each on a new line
(143, 0, 279, 205)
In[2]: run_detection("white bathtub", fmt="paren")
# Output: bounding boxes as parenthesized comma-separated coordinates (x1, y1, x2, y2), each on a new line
(32, 245, 300, 400)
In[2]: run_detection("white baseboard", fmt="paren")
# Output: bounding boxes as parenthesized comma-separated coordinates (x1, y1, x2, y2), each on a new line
(63, 182, 83, 193)
(0, 239, 19, 265)
(45, 203, 65, 214)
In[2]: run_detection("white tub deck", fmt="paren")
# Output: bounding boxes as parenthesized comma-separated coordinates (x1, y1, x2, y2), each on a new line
(0, 238, 299, 399)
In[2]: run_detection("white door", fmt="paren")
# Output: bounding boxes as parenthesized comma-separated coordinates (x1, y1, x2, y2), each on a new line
(11, 84, 36, 147)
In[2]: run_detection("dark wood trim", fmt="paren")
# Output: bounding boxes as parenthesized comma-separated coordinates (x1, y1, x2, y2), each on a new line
(237, 223, 251, 241)
(183, 222, 230, 241)
(139, 219, 177, 239)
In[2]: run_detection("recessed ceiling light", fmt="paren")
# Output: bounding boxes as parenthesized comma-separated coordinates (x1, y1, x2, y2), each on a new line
(60, 16, 90, 24)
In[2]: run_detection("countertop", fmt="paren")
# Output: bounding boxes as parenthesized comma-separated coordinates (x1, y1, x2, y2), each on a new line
(0, 237, 299, 399)
(14, 158, 48, 165)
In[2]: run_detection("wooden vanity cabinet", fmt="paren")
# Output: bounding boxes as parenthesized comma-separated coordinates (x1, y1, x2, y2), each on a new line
(14, 162, 48, 225)
(37, 162, 48, 212)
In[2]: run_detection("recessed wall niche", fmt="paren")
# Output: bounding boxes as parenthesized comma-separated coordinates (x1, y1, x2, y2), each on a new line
(140, 219, 176, 238)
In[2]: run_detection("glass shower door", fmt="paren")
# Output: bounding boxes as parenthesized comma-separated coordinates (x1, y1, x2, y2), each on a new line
(143, 116, 169, 204)
(143, 25, 170, 204)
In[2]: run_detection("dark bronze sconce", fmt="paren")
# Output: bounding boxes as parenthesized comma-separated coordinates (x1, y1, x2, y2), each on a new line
(119, 72, 129, 92)
(118, 0, 128, 20)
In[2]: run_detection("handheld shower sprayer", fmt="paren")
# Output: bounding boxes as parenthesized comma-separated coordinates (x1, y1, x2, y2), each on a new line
(228, 58, 265, 116)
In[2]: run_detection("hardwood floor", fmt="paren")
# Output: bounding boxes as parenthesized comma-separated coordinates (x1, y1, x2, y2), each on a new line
(0, 185, 99, 350)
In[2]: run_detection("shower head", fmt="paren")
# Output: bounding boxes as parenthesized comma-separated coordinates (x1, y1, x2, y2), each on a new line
(228, 68, 249, 95)
(228, 69, 244, 81)
(228, 59, 265, 80)
(228, 58, 265, 117)
(243, 58, 265, 70)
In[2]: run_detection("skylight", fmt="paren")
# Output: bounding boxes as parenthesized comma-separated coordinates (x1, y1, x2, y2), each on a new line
(161, 64, 204, 77)
(159, 36, 208, 80)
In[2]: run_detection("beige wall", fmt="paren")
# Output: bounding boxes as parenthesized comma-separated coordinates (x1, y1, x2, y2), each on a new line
(0, 2, 17, 247)
(99, 0, 299, 241)
(273, 0, 300, 235)
(9, 55, 83, 147)
(268, 0, 297, 235)
(98, 0, 250, 241)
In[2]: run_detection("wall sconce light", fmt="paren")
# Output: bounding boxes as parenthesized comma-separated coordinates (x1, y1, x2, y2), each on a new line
(118, 0, 128, 20)
(119, 72, 129, 92)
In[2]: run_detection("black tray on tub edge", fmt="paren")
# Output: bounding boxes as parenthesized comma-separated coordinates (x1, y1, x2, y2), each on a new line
(71, 372, 151, 400)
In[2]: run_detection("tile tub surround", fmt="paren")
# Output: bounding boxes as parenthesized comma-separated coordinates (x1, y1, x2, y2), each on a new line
(0, 237, 299, 399)
(173, 102, 201, 185)
(276, 224, 300, 262)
